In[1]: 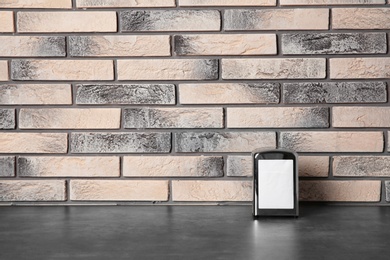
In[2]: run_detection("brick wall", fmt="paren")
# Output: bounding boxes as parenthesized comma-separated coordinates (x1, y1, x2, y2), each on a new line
(0, 0, 389, 205)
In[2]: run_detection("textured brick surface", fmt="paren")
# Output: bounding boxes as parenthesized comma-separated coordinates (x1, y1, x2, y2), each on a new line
(69, 36, 170, 57)
(18, 157, 119, 177)
(0, 61, 8, 81)
(174, 34, 276, 55)
(179, 0, 276, 6)
(0, 109, 15, 129)
(175, 132, 276, 152)
(226, 156, 252, 177)
(123, 156, 223, 177)
(299, 156, 329, 177)
(179, 83, 279, 104)
(0, 133, 68, 154)
(333, 156, 390, 177)
(281, 0, 384, 5)
(333, 107, 390, 127)
(71, 132, 171, 153)
(0, 11, 14, 32)
(118, 59, 217, 80)
(282, 33, 386, 55)
(120, 10, 220, 32)
(283, 82, 387, 104)
(0, 0, 72, 8)
(227, 107, 329, 128)
(300, 181, 381, 202)
(11, 60, 114, 81)
(19, 108, 121, 129)
(0, 157, 15, 177)
(386, 181, 390, 202)
(333, 8, 390, 29)
(225, 9, 328, 30)
(0, 36, 65, 57)
(124, 108, 223, 129)
(17, 12, 117, 32)
(330, 58, 390, 79)
(0, 84, 72, 105)
(280, 131, 383, 152)
(222, 58, 325, 79)
(76, 84, 175, 105)
(70, 180, 169, 201)
(77, 0, 176, 7)
(172, 181, 252, 201)
(0, 180, 66, 201)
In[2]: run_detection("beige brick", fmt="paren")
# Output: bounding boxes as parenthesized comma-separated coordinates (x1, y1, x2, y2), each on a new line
(333, 8, 390, 29)
(172, 180, 252, 201)
(300, 181, 381, 202)
(77, 0, 176, 7)
(70, 35, 170, 57)
(17, 12, 116, 33)
(222, 58, 326, 79)
(281, 0, 384, 5)
(0, 61, 8, 81)
(11, 60, 114, 81)
(227, 107, 328, 128)
(117, 59, 217, 80)
(299, 156, 329, 177)
(123, 156, 223, 177)
(280, 131, 383, 152)
(330, 58, 390, 79)
(179, 0, 276, 6)
(70, 180, 168, 201)
(179, 83, 279, 104)
(333, 156, 390, 177)
(0, 133, 67, 153)
(333, 107, 390, 127)
(19, 108, 120, 129)
(0, 36, 65, 57)
(18, 157, 119, 177)
(175, 34, 276, 56)
(0, 180, 65, 201)
(0, 11, 14, 32)
(0, 0, 72, 8)
(0, 84, 71, 105)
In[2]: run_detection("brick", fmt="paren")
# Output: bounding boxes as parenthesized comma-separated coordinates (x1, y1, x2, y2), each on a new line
(174, 34, 276, 55)
(0, 0, 72, 8)
(386, 181, 390, 202)
(69, 35, 170, 57)
(222, 58, 325, 79)
(179, 0, 276, 6)
(226, 156, 252, 177)
(0, 36, 65, 57)
(0, 84, 71, 105)
(76, 84, 175, 105)
(70, 180, 168, 201)
(333, 156, 390, 177)
(330, 58, 390, 79)
(172, 180, 252, 201)
(0, 157, 15, 177)
(17, 12, 116, 33)
(300, 181, 381, 202)
(19, 108, 120, 129)
(124, 108, 223, 129)
(225, 9, 328, 31)
(71, 132, 171, 153)
(280, 131, 383, 152)
(0, 133, 67, 154)
(0, 61, 8, 81)
(175, 132, 276, 153)
(227, 107, 329, 128)
(18, 157, 119, 177)
(0, 109, 15, 129)
(11, 60, 114, 81)
(123, 156, 223, 177)
(333, 107, 390, 128)
(333, 8, 390, 29)
(283, 82, 387, 104)
(77, 0, 175, 7)
(0, 11, 14, 32)
(117, 59, 217, 80)
(282, 33, 386, 55)
(299, 156, 329, 177)
(179, 83, 279, 104)
(0, 180, 66, 201)
(120, 10, 220, 32)
(281, 0, 384, 5)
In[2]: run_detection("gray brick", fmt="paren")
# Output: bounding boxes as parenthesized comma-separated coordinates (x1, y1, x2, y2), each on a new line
(175, 132, 276, 153)
(71, 132, 171, 153)
(120, 10, 220, 32)
(333, 156, 390, 177)
(386, 181, 390, 202)
(76, 84, 175, 105)
(0, 109, 15, 129)
(282, 33, 387, 54)
(0, 157, 15, 177)
(283, 82, 387, 104)
(227, 156, 252, 177)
